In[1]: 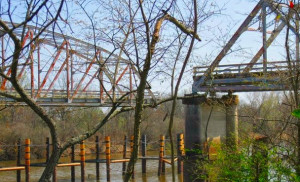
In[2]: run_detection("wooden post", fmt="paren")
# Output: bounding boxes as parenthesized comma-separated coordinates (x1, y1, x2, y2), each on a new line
(122, 135, 127, 176)
(105, 136, 111, 182)
(141, 135, 147, 174)
(53, 167, 57, 182)
(80, 141, 85, 182)
(71, 143, 75, 182)
(130, 135, 135, 179)
(158, 135, 165, 176)
(182, 134, 185, 156)
(162, 135, 165, 174)
(46, 137, 50, 163)
(17, 138, 21, 182)
(177, 133, 184, 174)
(25, 139, 30, 182)
(96, 136, 100, 181)
(51, 137, 57, 182)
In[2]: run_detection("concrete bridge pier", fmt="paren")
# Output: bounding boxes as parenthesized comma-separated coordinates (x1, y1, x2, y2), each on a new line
(182, 94, 239, 181)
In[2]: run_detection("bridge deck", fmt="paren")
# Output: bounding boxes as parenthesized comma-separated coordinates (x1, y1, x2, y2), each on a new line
(193, 61, 294, 92)
(0, 89, 158, 107)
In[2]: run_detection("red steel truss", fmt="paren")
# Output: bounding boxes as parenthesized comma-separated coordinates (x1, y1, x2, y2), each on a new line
(0, 22, 157, 107)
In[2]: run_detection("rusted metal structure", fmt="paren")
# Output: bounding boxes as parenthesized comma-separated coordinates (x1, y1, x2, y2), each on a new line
(193, 0, 300, 93)
(0, 22, 157, 107)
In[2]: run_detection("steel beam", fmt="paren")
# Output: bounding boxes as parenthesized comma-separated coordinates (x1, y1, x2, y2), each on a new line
(70, 50, 100, 101)
(192, 0, 263, 92)
(1, 30, 34, 90)
(243, 21, 286, 73)
(35, 41, 67, 98)
(262, 2, 267, 73)
(197, 84, 289, 92)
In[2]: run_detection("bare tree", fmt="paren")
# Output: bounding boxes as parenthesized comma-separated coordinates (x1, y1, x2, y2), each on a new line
(0, 0, 220, 181)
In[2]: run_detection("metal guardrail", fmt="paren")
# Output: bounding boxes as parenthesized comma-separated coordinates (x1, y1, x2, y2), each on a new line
(193, 61, 296, 77)
(0, 89, 160, 106)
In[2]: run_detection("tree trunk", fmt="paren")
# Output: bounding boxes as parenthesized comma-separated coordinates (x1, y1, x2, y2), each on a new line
(39, 145, 62, 182)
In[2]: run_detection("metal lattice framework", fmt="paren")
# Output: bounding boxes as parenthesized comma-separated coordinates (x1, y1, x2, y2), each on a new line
(193, 0, 300, 93)
(0, 22, 157, 107)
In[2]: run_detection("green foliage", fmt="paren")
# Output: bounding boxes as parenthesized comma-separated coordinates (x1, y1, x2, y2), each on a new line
(185, 148, 204, 155)
(194, 140, 297, 181)
(292, 108, 300, 119)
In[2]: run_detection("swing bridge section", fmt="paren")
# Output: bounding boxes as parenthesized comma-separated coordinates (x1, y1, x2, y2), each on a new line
(192, 0, 300, 93)
(0, 23, 157, 107)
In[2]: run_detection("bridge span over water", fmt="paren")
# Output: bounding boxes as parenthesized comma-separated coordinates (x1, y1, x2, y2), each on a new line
(0, 22, 157, 107)
(0, 0, 299, 107)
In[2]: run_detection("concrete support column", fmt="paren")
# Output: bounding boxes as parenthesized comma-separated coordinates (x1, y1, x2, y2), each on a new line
(182, 94, 239, 182)
(183, 96, 206, 182)
(225, 95, 239, 148)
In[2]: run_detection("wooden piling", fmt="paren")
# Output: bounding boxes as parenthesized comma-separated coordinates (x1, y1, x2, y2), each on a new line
(130, 135, 135, 179)
(46, 137, 50, 163)
(17, 138, 21, 182)
(162, 136, 165, 174)
(141, 135, 147, 174)
(122, 135, 127, 176)
(182, 134, 185, 156)
(158, 135, 165, 176)
(96, 136, 100, 180)
(53, 167, 57, 182)
(177, 133, 184, 174)
(80, 141, 85, 182)
(105, 136, 111, 182)
(25, 139, 30, 182)
(71, 143, 75, 182)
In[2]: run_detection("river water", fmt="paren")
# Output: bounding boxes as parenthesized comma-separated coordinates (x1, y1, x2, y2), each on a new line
(0, 153, 184, 182)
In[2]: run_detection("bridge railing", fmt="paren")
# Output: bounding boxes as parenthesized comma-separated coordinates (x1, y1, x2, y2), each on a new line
(193, 61, 296, 77)
(0, 89, 160, 104)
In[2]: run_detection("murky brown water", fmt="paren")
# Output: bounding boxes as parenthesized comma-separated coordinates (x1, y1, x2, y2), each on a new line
(0, 153, 183, 182)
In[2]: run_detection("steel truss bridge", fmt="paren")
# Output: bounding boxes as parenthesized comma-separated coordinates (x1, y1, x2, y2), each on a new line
(0, 0, 299, 107)
(193, 0, 300, 93)
(0, 22, 157, 107)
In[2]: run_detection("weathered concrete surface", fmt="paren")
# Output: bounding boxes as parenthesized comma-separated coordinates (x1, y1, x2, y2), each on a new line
(182, 94, 239, 181)
(226, 101, 238, 147)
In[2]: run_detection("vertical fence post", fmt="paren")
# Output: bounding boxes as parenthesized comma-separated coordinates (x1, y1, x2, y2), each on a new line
(182, 134, 185, 156)
(130, 135, 135, 179)
(80, 141, 85, 182)
(158, 135, 165, 176)
(141, 135, 147, 174)
(122, 135, 127, 176)
(17, 138, 21, 182)
(105, 136, 111, 182)
(52, 137, 57, 182)
(162, 135, 165, 174)
(53, 166, 57, 182)
(25, 139, 30, 182)
(71, 143, 75, 182)
(46, 137, 50, 163)
(96, 136, 100, 181)
(177, 133, 184, 174)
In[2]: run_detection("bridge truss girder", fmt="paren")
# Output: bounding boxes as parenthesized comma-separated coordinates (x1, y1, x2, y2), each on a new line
(0, 22, 157, 107)
(192, 0, 300, 93)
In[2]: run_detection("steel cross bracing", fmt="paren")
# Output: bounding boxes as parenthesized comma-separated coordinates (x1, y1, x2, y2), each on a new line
(192, 0, 300, 93)
(0, 22, 158, 107)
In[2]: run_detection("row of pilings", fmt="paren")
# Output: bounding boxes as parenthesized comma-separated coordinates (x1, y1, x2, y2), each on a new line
(0, 134, 185, 181)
